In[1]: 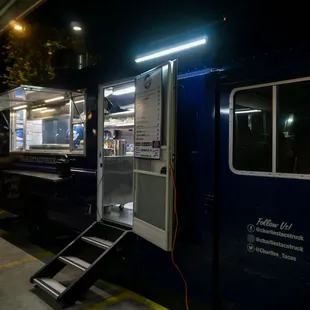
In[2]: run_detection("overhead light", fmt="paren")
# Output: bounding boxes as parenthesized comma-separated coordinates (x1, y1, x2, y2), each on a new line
(32, 107, 47, 111)
(10, 20, 24, 31)
(73, 26, 82, 31)
(74, 99, 84, 103)
(113, 86, 135, 96)
(45, 96, 64, 103)
(135, 37, 208, 63)
(235, 109, 261, 114)
(14, 25, 23, 31)
(287, 115, 294, 124)
(13, 105, 27, 110)
(40, 109, 55, 113)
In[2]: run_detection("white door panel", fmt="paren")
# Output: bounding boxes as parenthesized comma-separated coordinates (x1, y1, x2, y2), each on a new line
(133, 60, 177, 251)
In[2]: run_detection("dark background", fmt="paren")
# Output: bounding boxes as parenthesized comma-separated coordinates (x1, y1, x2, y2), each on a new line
(24, 1, 310, 66)
(0, 0, 309, 89)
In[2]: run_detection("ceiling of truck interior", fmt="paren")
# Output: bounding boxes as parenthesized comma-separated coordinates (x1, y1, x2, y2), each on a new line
(0, 0, 44, 34)
(0, 85, 83, 111)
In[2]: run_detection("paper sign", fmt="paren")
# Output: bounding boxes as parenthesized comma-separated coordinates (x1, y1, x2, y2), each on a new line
(134, 68, 162, 159)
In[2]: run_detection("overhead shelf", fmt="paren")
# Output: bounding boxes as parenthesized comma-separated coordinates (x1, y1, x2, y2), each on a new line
(105, 110, 134, 119)
(104, 123, 134, 130)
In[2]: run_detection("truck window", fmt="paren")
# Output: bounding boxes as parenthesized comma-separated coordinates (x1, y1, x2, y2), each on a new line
(233, 87, 272, 172)
(277, 81, 310, 174)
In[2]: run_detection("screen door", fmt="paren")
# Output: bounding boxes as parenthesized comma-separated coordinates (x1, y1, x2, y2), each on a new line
(133, 60, 177, 251)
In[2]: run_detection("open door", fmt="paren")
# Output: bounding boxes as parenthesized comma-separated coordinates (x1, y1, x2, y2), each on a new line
(133, 60, 177, 251)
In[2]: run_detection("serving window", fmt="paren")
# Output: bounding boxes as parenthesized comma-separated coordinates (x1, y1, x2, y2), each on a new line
(0, 85, 86, 155)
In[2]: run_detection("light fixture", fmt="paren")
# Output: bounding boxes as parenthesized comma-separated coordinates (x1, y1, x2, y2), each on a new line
(235, 109, 261, 114)
(112, 86, 135, 96)
(14, 24, 23, 31)
(74, 99, 84, 103)
(40, 109, 55, 113)
(10, 20, 24, 31)
(44, 96, 64, 103)
(287, 115, 294, 124)
(13, 105, 27, 110)
(73, 26, 82, 31)
(32, 107, 47, 111)
(135, 37, 207, 63)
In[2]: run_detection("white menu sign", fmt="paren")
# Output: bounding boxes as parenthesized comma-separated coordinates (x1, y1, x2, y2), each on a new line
(134, 68, 162, 159)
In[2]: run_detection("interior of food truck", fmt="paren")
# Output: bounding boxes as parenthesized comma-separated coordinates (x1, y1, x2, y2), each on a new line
(96, 61, 177, 253)
(0, 85, 86, 155)
(100, 80, 135, 227)
(97, 61, 177, 253)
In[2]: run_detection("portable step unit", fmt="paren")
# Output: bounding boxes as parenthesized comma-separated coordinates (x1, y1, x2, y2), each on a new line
(30, 221, 135, 306)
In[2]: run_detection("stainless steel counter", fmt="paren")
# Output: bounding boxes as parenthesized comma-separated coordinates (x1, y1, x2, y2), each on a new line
(2, 169, 71, 182)
(103, 156, 133, 206)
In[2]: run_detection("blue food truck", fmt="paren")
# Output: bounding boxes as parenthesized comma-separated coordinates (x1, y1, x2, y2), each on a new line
(0, 84, 98, 235)
(0, 33, 309, 309)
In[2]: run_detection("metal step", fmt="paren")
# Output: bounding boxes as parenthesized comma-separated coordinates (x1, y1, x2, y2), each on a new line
(30, 227, 133, 306)
(81, 236, 113, 250)
(33, 278, 66, 299)
(58, 256, 90, 272)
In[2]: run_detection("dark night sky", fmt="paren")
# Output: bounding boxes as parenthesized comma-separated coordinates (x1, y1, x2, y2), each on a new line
(26, 0, 227, 55)
(25, 0, 310, 62)
(3, 0, 309, 88)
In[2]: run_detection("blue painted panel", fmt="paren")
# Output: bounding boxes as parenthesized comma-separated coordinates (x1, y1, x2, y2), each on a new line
(122, 71, 217, 308)
(219, 70, 310, 309)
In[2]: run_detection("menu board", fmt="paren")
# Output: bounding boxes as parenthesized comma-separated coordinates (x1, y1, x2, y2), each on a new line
(134, 68, 162, 159)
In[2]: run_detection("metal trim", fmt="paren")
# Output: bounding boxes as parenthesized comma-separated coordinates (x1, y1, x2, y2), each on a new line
(69, 98, 73, 152)
(272, 85, 277, 173)
(96, 86, 104, 222)
(98, 78, 135, 90)
(229, 76, 310, 180)
(97, 79, 135, 222)
(134, 169, 166, 178)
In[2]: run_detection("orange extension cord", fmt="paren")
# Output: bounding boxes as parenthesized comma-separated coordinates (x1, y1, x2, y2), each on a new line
(169, 163, 190, 310)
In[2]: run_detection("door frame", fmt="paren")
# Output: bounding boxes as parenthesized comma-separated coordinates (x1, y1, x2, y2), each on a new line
(96, 78, 135, 222)
(133, 60, 177, 251)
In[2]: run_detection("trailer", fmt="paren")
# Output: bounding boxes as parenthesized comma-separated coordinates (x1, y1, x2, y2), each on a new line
(0, 85, 98, 236)
(14, 36, 310, 309)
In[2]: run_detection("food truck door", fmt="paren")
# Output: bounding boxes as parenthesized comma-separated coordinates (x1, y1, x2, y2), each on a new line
(133, 60, 177, 251)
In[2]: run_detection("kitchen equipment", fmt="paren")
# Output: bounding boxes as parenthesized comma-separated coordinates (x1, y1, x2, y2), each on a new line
(56, 154, 71, 178)
(103, 147, 113, 156)
(113, 139, 126, 156)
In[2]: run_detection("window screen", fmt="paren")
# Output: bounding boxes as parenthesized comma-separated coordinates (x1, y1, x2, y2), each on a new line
(233, 87, 272, 172)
